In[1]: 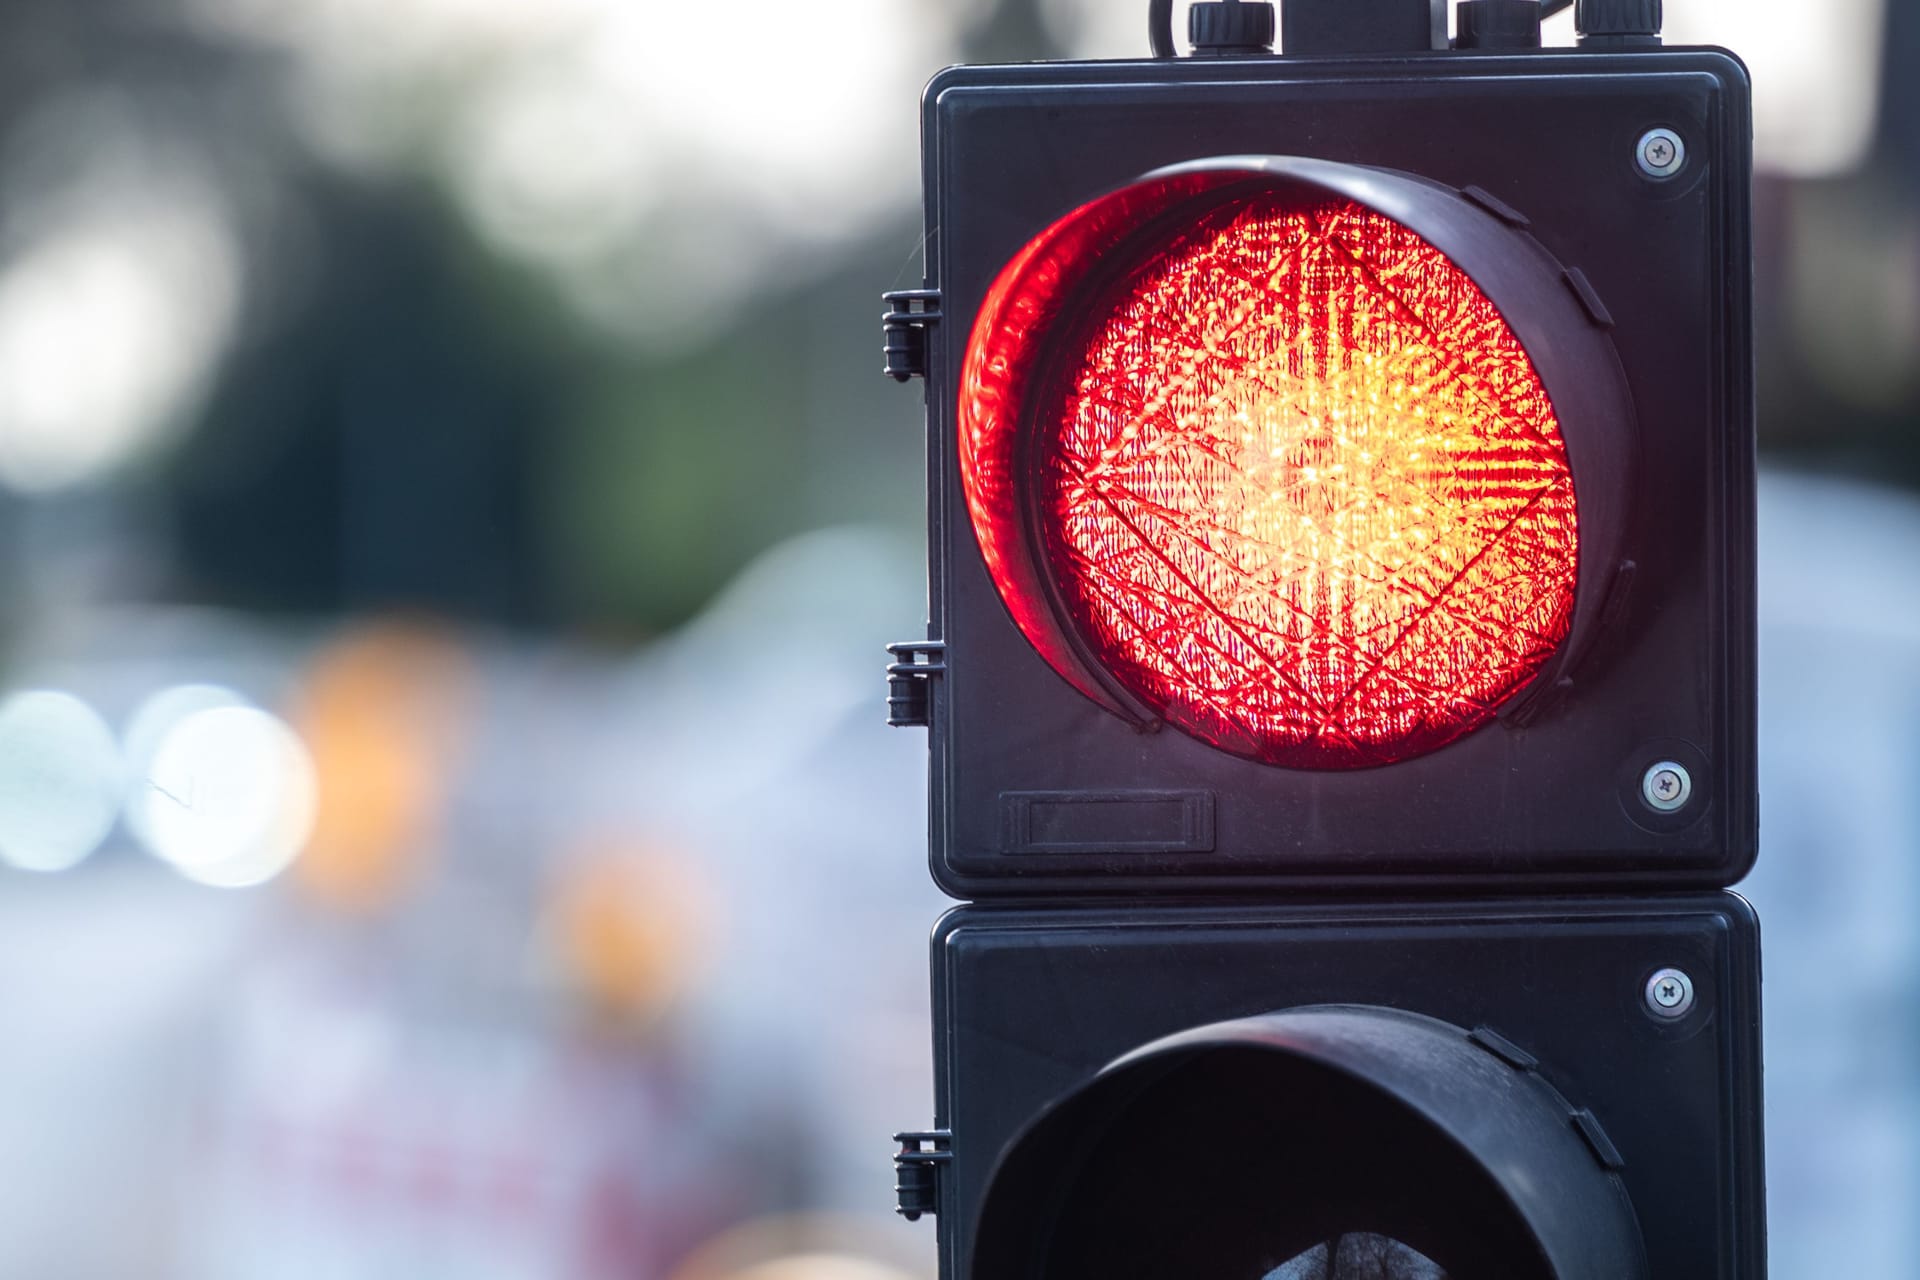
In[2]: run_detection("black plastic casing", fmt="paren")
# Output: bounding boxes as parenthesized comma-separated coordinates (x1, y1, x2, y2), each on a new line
(930, 894, 1765, 1278)
(914, 51, 1755, 899)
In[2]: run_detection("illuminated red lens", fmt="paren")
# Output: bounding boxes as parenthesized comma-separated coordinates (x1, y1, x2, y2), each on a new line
(963, 191, 1578, 768)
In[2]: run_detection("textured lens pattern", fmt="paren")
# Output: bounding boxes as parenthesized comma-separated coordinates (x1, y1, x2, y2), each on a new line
(1038, 197, 1577, 767)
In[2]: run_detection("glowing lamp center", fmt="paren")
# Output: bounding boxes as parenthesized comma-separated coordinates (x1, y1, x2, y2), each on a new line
(1029, 197, 1579, 767)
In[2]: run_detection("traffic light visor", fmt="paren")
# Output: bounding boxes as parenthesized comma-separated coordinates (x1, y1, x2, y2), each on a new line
(959, 161, 1593, 769)
(968, 1006, 1649, 1280)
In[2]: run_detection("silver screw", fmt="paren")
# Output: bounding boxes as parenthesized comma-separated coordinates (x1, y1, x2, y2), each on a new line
(1637, 128, 1687, 180)
(1645, 968, 1696, 1019)
(1641, 760, 1693, 813)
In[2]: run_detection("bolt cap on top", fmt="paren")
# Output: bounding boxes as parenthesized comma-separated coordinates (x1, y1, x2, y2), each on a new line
(1188, 1, 1277, 53)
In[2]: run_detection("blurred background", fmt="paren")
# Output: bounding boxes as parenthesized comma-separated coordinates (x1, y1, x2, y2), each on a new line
(0, 1, 1911, 1276)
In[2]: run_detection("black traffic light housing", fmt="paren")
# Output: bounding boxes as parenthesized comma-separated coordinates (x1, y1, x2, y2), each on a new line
(882, 10, 1762, 1279)
(934, 895, 1763, 1279)
(900, 49, 1754, 899)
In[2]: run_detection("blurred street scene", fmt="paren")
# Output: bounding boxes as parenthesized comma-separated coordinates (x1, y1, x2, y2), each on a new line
(0, 0, 1913, 1276)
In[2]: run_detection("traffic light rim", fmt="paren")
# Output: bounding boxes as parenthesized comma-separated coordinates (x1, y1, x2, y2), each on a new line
(966, 1002, 1650, 1280)
(958, 155, 1639, 769)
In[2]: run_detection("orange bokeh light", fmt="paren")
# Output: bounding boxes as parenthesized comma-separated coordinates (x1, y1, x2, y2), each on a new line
(969, 192, 1579, 768)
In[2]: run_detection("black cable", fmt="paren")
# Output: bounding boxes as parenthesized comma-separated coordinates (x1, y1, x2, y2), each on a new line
(1149, 0, 1176, 56)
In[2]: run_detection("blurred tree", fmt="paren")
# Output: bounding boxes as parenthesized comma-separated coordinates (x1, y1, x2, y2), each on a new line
(171, 179, 556, 623)
(962, 0, 1067, 61)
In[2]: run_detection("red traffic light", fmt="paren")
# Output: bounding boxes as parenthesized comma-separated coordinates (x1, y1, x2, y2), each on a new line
(905, 61, 1754, 897)
(963, 166, 1583, 767)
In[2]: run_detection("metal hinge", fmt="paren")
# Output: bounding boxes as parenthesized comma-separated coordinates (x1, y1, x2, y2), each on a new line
(886, 641, 946, 728)
(893, 1130, 952, 1220)
(882, 289, 941, 382)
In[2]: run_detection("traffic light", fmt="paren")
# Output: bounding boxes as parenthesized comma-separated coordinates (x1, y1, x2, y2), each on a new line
(883, 1, 1762, 1275)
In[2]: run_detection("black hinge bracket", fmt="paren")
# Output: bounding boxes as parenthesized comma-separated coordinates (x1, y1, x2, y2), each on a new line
(1571, 1108, 1628, 1171)
(882, 289, 942, 382)
(1563, 267, 1616, 329)
(894, 1130, 952, 1220)
(886, 641, 946, 728)
(1469, 1025, 1540, 1072)
(1462, 184, 1531, 228)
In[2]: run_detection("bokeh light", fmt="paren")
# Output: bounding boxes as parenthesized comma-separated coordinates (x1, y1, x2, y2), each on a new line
(668, 1214, 930, 1280)
(123, 684, 252, 796)
(133, 705, 319, 889)
(724, 1260, 919, 1280)
(542, 845, 714, 1032)
(1665, 0, 1887, 176)
(0, 89, 240, 495)
(292, 624, 473, 913)
(190, 0, 990, 348)
(0, 691, 122, 873)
